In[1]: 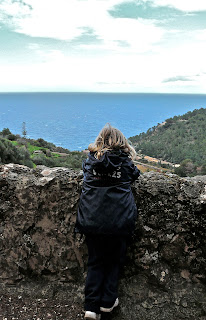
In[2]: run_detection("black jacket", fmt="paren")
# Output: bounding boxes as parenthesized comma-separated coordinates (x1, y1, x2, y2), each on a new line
(75, 150, 140, 236)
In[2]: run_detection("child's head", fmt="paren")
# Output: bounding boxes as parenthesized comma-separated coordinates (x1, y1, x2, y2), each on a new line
(88, 123, 136, 159)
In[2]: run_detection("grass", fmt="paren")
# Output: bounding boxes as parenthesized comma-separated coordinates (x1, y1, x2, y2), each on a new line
(11, 141, 45, 153)
(51, 153, 62, 158)
(27, 143, 45, 153)
(1, 135, 86, 171)
(10, 141, 19, 146)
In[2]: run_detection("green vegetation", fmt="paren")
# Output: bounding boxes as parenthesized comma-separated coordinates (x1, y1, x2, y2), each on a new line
(0, 129, 87, 170)
(22, 122, 27, 138)
(130, 108, 206, 176)
(2, 107, 206, 177)
(0, 138, 33, 168)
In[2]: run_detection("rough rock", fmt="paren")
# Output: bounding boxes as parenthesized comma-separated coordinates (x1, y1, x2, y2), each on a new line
(0, 163, 206, 320)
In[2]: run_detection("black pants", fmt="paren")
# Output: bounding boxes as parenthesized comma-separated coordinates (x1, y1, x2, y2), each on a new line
(85, 235, 127, 313)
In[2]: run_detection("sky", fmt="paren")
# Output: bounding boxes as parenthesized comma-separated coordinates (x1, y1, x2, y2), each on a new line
(0, 0, 206, 93)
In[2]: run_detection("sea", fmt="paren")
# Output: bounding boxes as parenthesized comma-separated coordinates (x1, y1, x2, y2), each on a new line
(0, 92, 206, 151)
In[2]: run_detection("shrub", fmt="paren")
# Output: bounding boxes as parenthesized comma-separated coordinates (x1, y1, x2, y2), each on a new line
(201, 164, 206, 175)
(174, 159, 197, 177)
(0, 138, 21, 164)
(0, 128, 12, 136)
(7, 134, 17, 141)
(23, 159, 34, 168)
(35, 138, 56, 150)
(32, 154, 48, 166)
(32, 154, 57, 167)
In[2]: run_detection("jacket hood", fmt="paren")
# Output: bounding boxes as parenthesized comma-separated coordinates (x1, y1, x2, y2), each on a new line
(88, 150, 129, 172)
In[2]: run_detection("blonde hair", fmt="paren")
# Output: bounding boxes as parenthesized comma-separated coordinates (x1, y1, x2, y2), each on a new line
(88, 123, 136, 160)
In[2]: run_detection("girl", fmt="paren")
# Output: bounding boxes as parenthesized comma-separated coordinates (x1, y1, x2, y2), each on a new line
(75, 124, 140, 320)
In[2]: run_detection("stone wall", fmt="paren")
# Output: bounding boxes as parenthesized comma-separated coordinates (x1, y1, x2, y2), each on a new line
(0, 163, 206, 319)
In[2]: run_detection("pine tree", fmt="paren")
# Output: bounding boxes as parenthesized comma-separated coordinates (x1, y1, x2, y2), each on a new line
(22, 122, 27, 138)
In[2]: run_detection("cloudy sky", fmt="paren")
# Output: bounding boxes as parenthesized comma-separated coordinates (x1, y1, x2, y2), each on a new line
(0, 0, 206, 93)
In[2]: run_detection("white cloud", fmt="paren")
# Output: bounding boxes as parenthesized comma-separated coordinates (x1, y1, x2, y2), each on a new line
(195, 29, 206, 41)
(1, 0, 206, 92)
(0, 0, 30, 16)
(154, 0, 206, 12)
(0, 0, 164, 52)
(1, 41, 206, 93)
(27, 43, 40, 50)
(94, 18, 164, 52)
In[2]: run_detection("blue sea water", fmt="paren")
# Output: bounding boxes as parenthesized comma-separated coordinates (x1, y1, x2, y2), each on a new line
(0, 92, 206, 151)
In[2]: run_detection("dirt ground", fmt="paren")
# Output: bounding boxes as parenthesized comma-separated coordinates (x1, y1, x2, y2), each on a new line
(0, 295, 115, 320)
(0, 294, 85, 320)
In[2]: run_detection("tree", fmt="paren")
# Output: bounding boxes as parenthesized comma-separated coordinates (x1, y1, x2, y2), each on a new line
(175, 159, 197, 177)
(22, 122, 27, 138)
(201, 164, 206, 175)
(1, 128, 11, 136)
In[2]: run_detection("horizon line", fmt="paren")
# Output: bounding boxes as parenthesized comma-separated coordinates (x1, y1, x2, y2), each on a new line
(1, 91, 206, 95)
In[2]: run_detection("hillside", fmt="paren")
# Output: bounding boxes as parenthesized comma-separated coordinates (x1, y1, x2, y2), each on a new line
(0, 128, 87, 170)
(129, 108, 206, 176)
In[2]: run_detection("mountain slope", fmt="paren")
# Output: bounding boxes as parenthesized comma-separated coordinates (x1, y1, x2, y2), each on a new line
(129, 108, 206, 165)
(0, 130, 87, 170)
